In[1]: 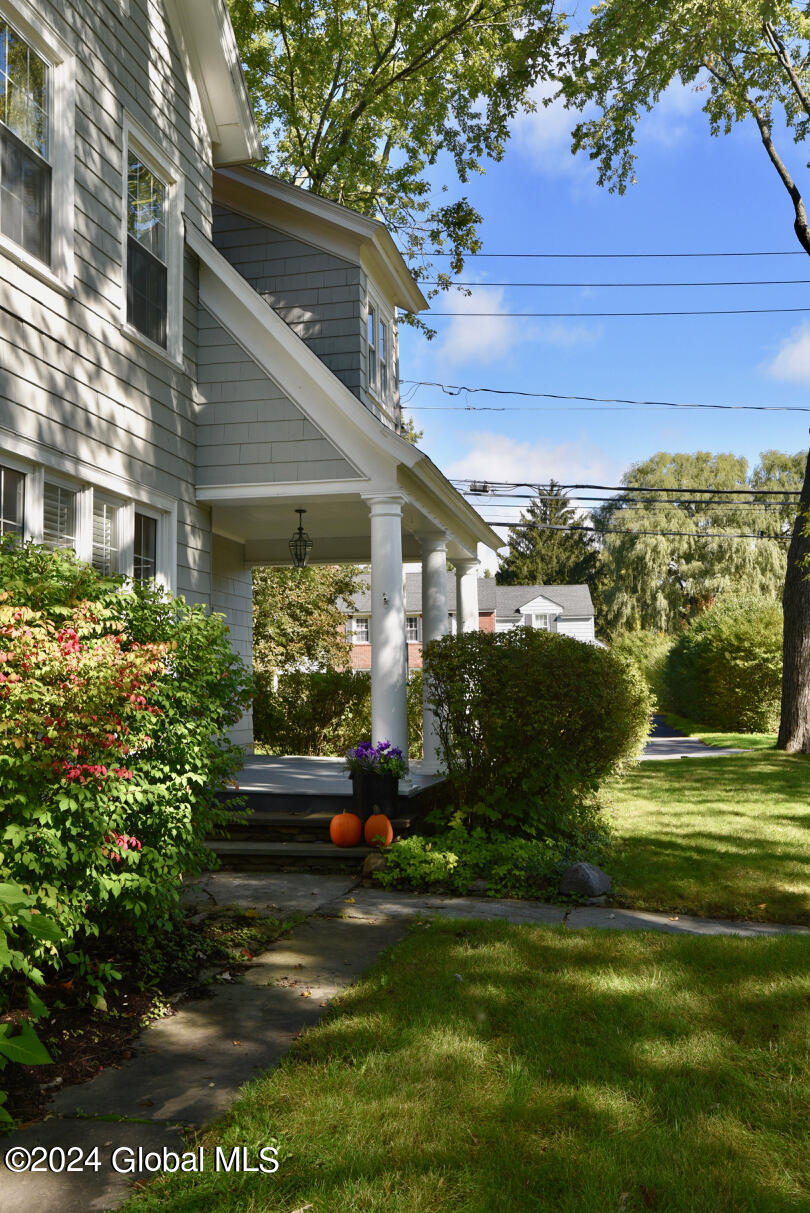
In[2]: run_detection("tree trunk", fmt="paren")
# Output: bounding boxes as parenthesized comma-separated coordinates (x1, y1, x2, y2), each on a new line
(777, 447, 810, 752)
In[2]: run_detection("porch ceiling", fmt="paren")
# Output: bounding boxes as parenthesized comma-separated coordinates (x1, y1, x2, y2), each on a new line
(211, 489, 476, 564)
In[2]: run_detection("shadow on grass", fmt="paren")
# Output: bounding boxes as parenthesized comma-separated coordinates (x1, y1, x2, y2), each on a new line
(123, 920, 810, 1213)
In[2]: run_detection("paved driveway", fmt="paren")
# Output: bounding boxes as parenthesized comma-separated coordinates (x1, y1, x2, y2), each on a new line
(641, 714, 746, 761)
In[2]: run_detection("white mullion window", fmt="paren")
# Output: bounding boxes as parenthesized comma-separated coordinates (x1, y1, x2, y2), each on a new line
(42, 479, 77, 550)
(353, 616, 370, 643)
(379, 319, 388, 397)
(133, 508, 158, 582)
(92, 494, 120, 575)
(367, 302, 377, 392)
(405, 615, 419, 642)
(122, 116, 184, 363)
(0, 461, 24, 536)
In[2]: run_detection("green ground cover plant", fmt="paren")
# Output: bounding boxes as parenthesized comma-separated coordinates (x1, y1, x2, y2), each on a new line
(122, 919, 810, 1213)
(607, 753, 810, 923)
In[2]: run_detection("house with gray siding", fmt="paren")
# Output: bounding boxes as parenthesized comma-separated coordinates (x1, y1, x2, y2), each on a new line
(0, 0, 499, 766)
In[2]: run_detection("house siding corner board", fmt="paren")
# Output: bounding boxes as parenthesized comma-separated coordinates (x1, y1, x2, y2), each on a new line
(0, 0, 215, 605)
(195, 307, 357, 485)
(212, 204, 366, 396)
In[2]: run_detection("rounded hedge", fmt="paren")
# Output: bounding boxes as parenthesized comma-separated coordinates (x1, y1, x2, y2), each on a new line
(664, 595, 782, 732)
(610, 630, 674, 709)
(423, 628, 651, 838)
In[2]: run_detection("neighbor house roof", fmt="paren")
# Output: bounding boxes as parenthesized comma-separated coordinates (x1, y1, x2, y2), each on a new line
(346, 577, 594, 618)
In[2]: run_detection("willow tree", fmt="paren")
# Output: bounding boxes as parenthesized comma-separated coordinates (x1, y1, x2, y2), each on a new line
(594, 451, 801, 636)
(559, 0, 810, 750)
(228, 0, 563, 292)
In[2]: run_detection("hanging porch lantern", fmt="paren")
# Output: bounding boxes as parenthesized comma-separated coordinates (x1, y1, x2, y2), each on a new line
(289, 508, 313, 568)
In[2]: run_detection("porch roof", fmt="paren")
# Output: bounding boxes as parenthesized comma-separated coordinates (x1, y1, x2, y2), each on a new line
(187, 224, 502, 564)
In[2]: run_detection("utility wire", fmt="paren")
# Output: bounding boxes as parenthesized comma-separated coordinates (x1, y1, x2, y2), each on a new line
(400, 381, 810, 413)
(483, 521, 791, 540)
(423, 250, 806, 259)
(404, 306, 810, 318)
(452, 480, 803, 497)
(420, 278, 810, 287)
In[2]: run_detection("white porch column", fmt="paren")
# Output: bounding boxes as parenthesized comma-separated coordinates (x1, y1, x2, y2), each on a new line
(419, 532, 449, 773)
(366, 494, 408, 755)
(455, 558, 480, 632)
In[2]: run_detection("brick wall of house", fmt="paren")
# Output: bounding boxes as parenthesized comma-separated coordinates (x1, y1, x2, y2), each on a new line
(350, 644, 373, 670)
(479, 612, 495, 632)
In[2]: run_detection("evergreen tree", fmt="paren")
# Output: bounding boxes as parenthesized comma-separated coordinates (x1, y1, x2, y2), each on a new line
(496, 482, 597, 587)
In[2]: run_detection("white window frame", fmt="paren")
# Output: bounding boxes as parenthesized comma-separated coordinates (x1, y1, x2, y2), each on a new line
(0, 445, 176, 592)
(405, 614, 420, 642)
(366, 301, 377, 393)
(121, 114, 185, 366)
(351, 615, 370, 644)
(0, 0, 74, 289)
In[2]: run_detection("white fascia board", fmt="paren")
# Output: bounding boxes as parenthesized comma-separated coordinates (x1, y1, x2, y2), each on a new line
(397, 458, 504, 555)
(167, 0, 260, 165)
(187, 222, 418, 486)
(214, 168, 428, 313)
(519, 593, 566, 614)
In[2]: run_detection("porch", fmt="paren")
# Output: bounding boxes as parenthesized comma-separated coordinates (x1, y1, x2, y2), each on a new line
(210, 755, 447, 869)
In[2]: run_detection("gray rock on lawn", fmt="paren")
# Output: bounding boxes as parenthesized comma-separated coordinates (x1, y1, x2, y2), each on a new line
(559, 862, 612, 897)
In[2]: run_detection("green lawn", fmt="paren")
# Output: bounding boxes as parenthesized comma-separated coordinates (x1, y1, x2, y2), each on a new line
(660, 712, 777, 750)
(124, 920, 810, 1213)
(608, 752, 810, 924)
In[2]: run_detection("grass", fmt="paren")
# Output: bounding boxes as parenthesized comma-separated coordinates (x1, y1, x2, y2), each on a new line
(660, 711, 777, 750)
(122, 919, 810, 1213)
(608, 752, 810, 924)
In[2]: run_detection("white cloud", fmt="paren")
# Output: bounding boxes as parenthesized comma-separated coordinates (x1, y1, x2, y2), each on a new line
(510, 81, 592, 181)
(639, 78, 706, 147)
(443, 431, 619, 486)
(765, 323, 810, 384)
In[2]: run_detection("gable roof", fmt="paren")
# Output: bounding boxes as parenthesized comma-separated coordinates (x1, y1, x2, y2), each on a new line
(213, 167, 429, 313)
(166, 0, 260, 164)
(346, 577, 594, 618)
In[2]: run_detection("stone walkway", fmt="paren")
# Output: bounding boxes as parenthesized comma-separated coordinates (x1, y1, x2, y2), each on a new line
(3, 873, 807, 1212)
(641, 714, 746, 761)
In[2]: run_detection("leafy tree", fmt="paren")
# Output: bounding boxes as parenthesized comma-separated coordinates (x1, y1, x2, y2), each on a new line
(496, 481, 598, 586)
(252, 564, 367, 677)
(594, 451, 801, 635)
(557, 0, 810, 747)
(228, 0, 563, 297)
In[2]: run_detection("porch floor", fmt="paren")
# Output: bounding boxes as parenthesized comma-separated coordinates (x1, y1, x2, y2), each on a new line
(235, 755, 444, 799)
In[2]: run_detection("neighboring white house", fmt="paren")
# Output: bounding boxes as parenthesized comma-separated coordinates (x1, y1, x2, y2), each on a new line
(344, 576, 598, 668)
(0, 0, 499, 765)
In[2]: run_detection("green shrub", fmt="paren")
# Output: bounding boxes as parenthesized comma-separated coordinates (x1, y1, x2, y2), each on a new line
(254, 667, 424, 759)
(423, 629, 651, 838)
(0, 542, 252, 998)
(610, 630, 674, 709)
(376, 821, 610, 898)
(665, 595, 783, 732)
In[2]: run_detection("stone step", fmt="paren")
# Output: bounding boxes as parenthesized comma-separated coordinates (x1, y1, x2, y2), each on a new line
(206, 839, 378, 872)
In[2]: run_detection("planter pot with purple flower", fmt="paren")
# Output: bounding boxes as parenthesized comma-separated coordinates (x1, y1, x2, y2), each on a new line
(345, 739, 407, 824)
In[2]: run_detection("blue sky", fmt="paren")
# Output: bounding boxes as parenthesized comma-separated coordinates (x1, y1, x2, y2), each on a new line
(396, 80, 810, 562)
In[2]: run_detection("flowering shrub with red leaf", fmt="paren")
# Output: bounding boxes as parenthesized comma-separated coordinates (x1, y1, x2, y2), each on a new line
(0, 543, 252, 1000)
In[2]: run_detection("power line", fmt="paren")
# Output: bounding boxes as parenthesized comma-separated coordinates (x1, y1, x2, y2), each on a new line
(405, 306, 810, 318)
(400, 380, 810, 413)
(452, 480, 803, 497)
(421, 278, 810, 288)
(479, 499, 793, 511)
(423, 250, 806, 259)
(483, 521, 791, 540)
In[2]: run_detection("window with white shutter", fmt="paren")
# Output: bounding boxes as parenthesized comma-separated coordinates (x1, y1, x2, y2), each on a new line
(0, 462, 24, 536)
(92, 496, 119, 575)
(42, 481, 76, 550)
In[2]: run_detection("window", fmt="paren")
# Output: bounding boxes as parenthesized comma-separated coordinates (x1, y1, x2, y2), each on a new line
(353, 616, 370, 643)
(126, 152, 167, 347)
(92, 496, 119, 575)
(367, 305, 376, 391)
(43, 481, 76, 550)
(533, 613, 550, 630)
(0, 17, 50, 263)
(405, 615, 419, 642)
(0, 462, 23, 535)
(134, 511, 157, 581)
(379, 320, 388, 397)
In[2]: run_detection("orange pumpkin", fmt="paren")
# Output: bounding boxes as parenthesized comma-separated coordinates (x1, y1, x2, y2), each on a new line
(364, 813, 394, 847)
(329, 812, 362, 847)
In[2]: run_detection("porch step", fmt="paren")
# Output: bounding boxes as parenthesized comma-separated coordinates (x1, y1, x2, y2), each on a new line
(206, 839, 377, 872)
(215, 807, 419, 844)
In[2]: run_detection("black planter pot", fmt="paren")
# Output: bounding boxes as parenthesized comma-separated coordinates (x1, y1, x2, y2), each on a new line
(351, 770, 399, 821)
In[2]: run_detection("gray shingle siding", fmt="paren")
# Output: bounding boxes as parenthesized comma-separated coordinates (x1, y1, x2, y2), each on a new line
(195, 307, 359, 486)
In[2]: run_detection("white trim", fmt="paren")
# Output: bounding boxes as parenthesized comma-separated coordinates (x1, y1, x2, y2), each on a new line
(121, 115, 185, 366)
(197, 478, 370, 501)
(0, 0, 75, 287)
(517, 592, 564, 614)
